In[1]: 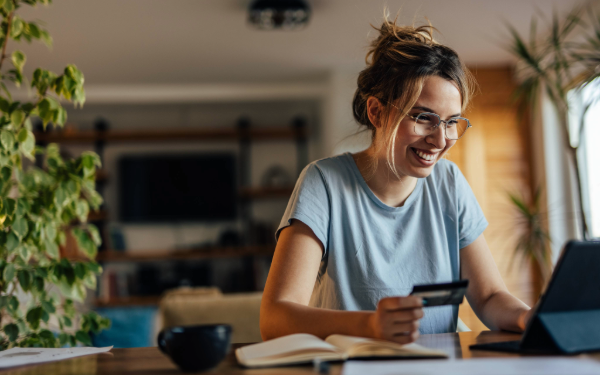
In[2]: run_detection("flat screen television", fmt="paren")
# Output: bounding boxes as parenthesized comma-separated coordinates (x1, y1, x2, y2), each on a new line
(119, 153, 237, 222)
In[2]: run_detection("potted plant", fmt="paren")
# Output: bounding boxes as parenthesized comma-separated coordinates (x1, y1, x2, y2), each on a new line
(507, 5, 600, 241)
(0, 0, 109, 348)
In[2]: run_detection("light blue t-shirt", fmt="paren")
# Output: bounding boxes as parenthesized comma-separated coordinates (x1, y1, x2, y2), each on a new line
(276, 153, 488, 334)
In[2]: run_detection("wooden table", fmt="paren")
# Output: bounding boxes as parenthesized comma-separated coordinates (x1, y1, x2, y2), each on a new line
(2, 331, 600, 374)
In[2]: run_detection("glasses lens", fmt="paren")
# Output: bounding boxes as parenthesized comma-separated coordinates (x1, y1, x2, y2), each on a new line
(414, 113, 440, 136)
(445, 118, 469, 140)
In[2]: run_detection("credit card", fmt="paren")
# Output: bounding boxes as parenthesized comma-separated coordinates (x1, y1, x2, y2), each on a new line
(409, 280, 469, 307)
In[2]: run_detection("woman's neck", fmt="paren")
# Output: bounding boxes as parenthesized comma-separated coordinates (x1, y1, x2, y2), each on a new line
(352, 150, 418, 208)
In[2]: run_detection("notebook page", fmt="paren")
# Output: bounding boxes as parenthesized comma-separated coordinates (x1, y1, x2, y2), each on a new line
(325, 335, 447, 357)
(237, 334, 341, 363)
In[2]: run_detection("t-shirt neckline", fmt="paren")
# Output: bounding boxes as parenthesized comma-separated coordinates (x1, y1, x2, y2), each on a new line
(343, 152, 424, 212)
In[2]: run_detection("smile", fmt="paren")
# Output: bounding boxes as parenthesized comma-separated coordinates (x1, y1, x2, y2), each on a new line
(411, 148, 439, 162)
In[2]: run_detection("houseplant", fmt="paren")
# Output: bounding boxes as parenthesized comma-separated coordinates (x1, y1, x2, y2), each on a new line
(0, 0, 109, 348)
(506, 5, 600, 279)
(507, 5, 600, 238)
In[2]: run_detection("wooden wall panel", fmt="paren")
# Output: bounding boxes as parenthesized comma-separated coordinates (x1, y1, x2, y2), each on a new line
(445, 67, 535, 332)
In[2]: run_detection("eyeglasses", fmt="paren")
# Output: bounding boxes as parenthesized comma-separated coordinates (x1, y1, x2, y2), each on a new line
(407, 112, 472, 140)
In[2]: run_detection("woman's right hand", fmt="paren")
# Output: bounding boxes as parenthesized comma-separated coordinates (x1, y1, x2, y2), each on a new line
(368, 296, 424, 344)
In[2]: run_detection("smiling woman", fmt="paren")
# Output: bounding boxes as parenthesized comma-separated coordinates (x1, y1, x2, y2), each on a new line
(260, 15, 532, 344)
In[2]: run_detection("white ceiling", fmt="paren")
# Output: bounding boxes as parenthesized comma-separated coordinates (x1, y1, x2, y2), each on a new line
(16, 0, 589, 85)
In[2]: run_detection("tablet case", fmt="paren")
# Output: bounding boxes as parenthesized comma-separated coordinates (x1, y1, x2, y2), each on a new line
(531, 310, 600, 353)
(471, 241, 600, 354)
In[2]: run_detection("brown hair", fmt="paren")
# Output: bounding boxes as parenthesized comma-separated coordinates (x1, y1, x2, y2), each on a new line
(352, 15, 477, 176)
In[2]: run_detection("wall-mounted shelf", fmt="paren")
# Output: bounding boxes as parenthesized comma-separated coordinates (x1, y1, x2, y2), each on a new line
(41, 117, 308, 306)
(96, 245, 275, 263)
(238, 186, 294, 199)
(94, 295, 161, 308)
(34, 126, 307, 143)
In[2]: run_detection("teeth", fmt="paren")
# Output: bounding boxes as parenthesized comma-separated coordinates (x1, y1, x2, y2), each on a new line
(414, 149, 437, 161)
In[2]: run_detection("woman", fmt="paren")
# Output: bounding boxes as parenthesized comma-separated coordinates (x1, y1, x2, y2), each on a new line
(260, 17, 533, 344)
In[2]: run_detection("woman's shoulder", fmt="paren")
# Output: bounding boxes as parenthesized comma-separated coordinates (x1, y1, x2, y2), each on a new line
(301, 153, 357, 181)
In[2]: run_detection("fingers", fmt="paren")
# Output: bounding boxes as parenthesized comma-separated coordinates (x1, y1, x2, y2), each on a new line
(378, 296, 423, 311)
(388, 307, 424, 323)
(370, 296, 424, 344)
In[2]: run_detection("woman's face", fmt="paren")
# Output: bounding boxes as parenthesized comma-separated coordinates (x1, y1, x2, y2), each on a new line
(388, 75, 462, 179)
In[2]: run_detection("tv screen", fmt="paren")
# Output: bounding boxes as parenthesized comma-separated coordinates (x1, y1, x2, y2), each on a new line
(119, 153, 237, 222)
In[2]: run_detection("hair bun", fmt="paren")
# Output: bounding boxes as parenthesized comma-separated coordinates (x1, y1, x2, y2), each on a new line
(367, 19, 438, 66)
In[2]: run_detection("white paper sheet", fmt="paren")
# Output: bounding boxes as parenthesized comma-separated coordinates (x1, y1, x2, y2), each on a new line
(0, 346, 112, 368)
(343, 357, 600, 375)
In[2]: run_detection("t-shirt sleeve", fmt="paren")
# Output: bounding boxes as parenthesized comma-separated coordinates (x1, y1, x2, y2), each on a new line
(452, 164, 488, 249)
(276, 163, 330, 255)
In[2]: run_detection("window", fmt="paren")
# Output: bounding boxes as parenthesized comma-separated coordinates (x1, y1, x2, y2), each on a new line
(568, 78, 600, 238)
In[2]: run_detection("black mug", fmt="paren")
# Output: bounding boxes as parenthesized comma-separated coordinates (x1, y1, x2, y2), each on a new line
(158, 324, 232, 372)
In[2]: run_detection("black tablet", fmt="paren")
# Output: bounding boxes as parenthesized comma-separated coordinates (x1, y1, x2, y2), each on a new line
(470, 240, 600, 354)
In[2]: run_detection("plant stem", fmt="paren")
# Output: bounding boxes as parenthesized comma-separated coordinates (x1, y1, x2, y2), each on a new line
(0, 11, 14, 72)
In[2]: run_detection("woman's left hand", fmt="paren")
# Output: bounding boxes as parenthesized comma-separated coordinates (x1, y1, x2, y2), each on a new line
(517, 308, 534, 331)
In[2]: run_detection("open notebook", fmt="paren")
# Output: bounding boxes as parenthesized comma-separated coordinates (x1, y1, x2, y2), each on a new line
(236, 334, 447, 368)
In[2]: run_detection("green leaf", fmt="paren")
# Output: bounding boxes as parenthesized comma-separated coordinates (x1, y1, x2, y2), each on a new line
(5, 198, 15, 217)
(72, 228, 96, 259)
(3, 263, 14, 282)
(0, 166, 11, 181)
(26, 306, 43, 330)
(74, 262, 86, 279)
(12, 109, 25, 128)
(17, 269, 31, 291)
(39, 329, 54, 341)
(0, 97, 9, 113)
(0, 82, 12, 102)
(6, 231, 19, 251)
(12, 217, 28, 240)
(19, 130, 35, 157)
(10, 16, 22, 36)
(55, 106, 67, 127)
(44, 239, 59, 259)
(45, 224, 57, 241)
(8, 296, 18, 311)
(40, 30, 53, 48)
(86, 261, 102, 274)
(75, 330, 92, 346)
(1, 130, 15, 151)
(75, 200, 89, 222)
(17, 128, 28, 143)
(41, 299, 56, 314)
(41, 309, 50, 323)
(18, 245, 31, 262)
(63, 316, 72, 327)
(3, 323, 18, 342)
(27, 23, 41, 39)
(16, 199, 29, 217)
(54, 187, 68, 208)
(58, 333, 69, 346)
(11, 51, 26, 73)
(87, 224, 101, 246)
(37, 99, 55, 125)
(33, 275, 44, 292)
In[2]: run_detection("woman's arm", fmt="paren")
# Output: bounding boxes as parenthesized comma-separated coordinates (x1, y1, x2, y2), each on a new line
(260, 220, 423, 342)
(461, 234, 532, 332)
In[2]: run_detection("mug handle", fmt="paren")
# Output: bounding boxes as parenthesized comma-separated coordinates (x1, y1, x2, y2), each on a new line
(157, 330, 168, 354)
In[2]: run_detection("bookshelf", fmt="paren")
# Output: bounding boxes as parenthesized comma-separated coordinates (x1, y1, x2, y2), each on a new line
(96, 245, 275, 263)
(41, 118, 307, 307)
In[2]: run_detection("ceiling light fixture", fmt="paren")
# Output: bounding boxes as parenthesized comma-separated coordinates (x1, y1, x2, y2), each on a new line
(248, 0, 311, 30)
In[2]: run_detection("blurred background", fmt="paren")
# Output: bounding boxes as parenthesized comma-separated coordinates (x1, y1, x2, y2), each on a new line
(16, 0, 600, 346)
